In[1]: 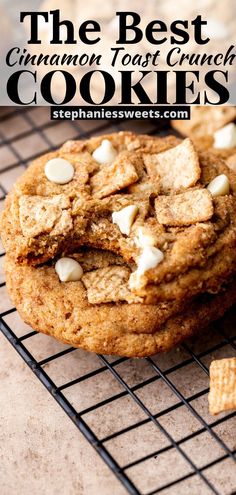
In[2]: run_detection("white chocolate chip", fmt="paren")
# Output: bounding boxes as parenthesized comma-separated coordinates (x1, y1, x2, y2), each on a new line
(207, 174, 230, 197)
(135, 226, 156, 248)
(202, 18, 228, 40)
(112, 205, 139, 235)
(137, 246, 164, 275)
(129, 271, 147, 291)
(55, 257, 83, 282)
(129, 246, 164, 292)
(214, 123, 236, 149)
(45, 158, 74, 184)
(92, 139, 118, 164)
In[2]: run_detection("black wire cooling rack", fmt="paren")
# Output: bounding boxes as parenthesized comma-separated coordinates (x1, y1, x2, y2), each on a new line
(0, 107, 236, 495)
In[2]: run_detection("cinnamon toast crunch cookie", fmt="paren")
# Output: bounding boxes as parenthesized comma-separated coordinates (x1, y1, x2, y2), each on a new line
(4, 253, 236, 357)
(171, 107, 236, 166)
(1, 131, 236, 356)
(1, 132, 236, 306)
(171, 106, 236, 139)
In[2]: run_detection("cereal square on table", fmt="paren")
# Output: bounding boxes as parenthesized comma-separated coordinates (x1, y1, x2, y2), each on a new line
(208, 357, 236, 415)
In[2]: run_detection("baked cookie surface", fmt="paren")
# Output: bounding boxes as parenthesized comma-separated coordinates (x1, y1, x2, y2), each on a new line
(4, 254, 236, 357)
(1, 132, 236, 305)
(1, 131, 236, 357)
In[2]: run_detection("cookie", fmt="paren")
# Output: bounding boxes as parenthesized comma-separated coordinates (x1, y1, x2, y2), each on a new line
(171, 106, 236, 138)
(1, 132, 236, 307)
(171, 107, 236, 166)
(4, 253, 236, 357)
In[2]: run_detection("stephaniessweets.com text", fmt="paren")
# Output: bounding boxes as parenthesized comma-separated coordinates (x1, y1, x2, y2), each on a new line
(51, 106, 190, 121)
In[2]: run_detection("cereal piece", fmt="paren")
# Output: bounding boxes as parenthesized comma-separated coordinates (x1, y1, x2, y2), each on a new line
(44, 158, 74, 184)
(143, 138, 200, 193)
(91, 155, 139, 199)
(55, 257, 83, 282)
(112, 204, 139, 235)
(214, 123, 236, 149)
(128, 178, 159, 196)
(209, 358, 236, 415)
(92, 139, 117, 164)
(82, 266, 142, 304)
(50, 210, 73, 236)
(207, 174, 230, 197)
(19, 194, 72, 237)
(155, 189, 213, 226)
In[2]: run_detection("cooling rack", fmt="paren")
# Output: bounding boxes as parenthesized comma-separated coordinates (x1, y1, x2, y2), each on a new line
(0, 107, 235, 495)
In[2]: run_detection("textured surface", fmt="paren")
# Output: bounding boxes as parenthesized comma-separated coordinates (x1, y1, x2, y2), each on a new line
(209, 358, 236, 415)
(1, 132, 236, 307)
(155, 189, 213, 226)
(143, 138, 200, 192)
(90, 152, 139, 198)
(19, 194, 72, 237)
(171, 106, 236, 164)
(2, 131, 236, 356)
(82, 265, 142, 304)
(0, 332, 126, 495)
(4, 254, 236, 357)
(171, 107, 236, 138)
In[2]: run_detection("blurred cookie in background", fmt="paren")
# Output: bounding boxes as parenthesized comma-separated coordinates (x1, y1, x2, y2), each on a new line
(171, 107, 236, 138)
(171, 106, 236, 169)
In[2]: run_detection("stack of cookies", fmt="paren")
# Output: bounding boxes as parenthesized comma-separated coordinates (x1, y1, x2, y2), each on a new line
(1, 131, 236, 357)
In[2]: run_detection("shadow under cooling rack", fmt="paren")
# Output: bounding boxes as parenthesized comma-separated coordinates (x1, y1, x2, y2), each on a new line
(0, 107, 235, 495)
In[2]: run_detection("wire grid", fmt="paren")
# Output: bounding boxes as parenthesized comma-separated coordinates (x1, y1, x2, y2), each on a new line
(0, 107, 235, 495)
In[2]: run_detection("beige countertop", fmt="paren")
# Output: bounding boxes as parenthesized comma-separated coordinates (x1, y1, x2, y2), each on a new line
(0, 331, 126, 495)
(0, 108, 236, 495)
